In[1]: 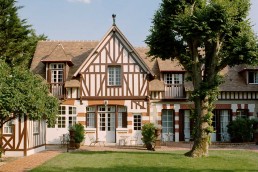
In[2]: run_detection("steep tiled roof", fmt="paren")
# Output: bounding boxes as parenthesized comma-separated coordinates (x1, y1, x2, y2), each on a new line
(31, 40, 99, 81)
(219, 65, 258, 91)
(31, 40, 258, 92)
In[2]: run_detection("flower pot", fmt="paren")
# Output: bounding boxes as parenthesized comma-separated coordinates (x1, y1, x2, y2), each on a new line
(146, 143, 153, 150)
(75, 143, 80, 149)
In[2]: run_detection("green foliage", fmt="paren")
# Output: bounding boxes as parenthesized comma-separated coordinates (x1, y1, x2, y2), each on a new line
(227, 117, 255, 142)
(0, 61, 59, 128)
(141, 123, 156, 149)
(73, 123, 85, 143)
(0, 0, 46, 68)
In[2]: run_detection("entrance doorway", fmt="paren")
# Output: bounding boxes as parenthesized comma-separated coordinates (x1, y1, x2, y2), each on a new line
(97, 106, 116, 143)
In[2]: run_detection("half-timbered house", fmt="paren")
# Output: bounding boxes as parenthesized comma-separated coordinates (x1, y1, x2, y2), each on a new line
(1, 118, 46, 157)
(30, 19, 258, 146)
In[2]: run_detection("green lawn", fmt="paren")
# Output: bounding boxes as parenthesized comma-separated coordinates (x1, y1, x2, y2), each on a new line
(31, 150, 258, 172)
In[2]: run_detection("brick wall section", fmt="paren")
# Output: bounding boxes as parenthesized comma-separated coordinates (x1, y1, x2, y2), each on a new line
(62, 100, 75, 105)
(77, 113, 85, 117)
(180, 104, 194, 109)
(215, 104, 231, 109)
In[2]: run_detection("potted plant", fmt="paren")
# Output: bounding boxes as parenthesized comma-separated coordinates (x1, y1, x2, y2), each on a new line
(68, 125, 76, 149)
(74, 123, 85, 149)
(141, 123, 156, 150)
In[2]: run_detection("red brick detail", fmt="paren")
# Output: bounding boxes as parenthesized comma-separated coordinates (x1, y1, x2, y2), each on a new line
(180, 104, 194, 109)
(162, 104, 167, 109)
(62, 100, 75, 105)
(175, 121, 180, 125)
(158, 121, 162, 125)
(142, 120, 149, 125)
(244, 104, 248, 109)
(170, 104, 174, 109)
(142, 112, 148, 116)
(175, 128, 179, 132)
(249, 112, 253, 117)
(77, 113, 85, 117)
(128, 129, 132, 133)
(237, 104, 241, 109)
(175, 112, 179, 117)
(78, 121, 86, 125)
(128, 121, 132, 125)
(127, 113, 133, 117)
(215, 104, 231, 109)
(232, 112, 236, 116)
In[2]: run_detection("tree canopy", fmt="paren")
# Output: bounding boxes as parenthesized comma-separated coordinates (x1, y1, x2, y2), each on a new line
(0, 61, 59, 128)
(146, 0, 258, 157)
(0, 0, 46, 68)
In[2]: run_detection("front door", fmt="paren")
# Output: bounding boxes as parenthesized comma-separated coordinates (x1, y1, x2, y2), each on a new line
(97, 106, 115, 143)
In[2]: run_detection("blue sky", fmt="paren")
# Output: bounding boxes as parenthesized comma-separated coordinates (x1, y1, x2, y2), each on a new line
(17, 0, 258, 47)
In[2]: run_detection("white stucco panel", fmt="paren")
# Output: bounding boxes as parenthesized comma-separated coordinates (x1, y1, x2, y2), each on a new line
(248, 104, 255, 112)
(232, 104, 238, 112)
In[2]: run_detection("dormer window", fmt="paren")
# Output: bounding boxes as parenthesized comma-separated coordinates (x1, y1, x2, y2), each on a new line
(50, 63, 64, 83)
(48, 63, 65, 98)
(248, 71, 258, 84)
(164, 73, 184, 98)
(164, 73, 183, 85)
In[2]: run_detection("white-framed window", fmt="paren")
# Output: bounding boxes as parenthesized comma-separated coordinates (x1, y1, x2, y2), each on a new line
(86, 113, 95, 128)
(57, 116, 66, 128)
(51, 106, 77, 128)
(3, 121, 13, 134)
(50, 63, 64, 83)
(108, 66, 121, 86)
(59, 106, 66, 115)
(164, 73, 183, 85)
(86, 106, 96, 128)
(68, 106, 77, 127)
(33, 121, 39, 134)
(248, 71, 258, 84)
(69, 107, 76, 115)
(133, 114, 142, 130)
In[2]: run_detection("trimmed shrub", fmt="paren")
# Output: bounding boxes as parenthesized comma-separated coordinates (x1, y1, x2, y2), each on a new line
(227, 117, 255, 142)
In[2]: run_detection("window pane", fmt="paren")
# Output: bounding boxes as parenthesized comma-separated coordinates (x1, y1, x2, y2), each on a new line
(108, 66, 121, 86)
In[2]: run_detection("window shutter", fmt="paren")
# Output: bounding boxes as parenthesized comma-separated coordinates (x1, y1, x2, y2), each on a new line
(122, 112, 127, 128)
(86, 113, 89, 127)
(47, 69, 52, 83)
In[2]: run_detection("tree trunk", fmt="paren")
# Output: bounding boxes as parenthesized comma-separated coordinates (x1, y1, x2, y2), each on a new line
(185, 97, 211, 157)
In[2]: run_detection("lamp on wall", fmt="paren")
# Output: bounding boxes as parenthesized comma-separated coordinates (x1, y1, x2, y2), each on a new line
(104, 100, 108, 107)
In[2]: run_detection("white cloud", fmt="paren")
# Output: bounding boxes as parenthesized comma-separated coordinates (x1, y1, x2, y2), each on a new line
(67, 0, 91, 4)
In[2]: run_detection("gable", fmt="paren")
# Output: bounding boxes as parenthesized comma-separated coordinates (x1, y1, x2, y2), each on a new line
(74, 25, 153, 76)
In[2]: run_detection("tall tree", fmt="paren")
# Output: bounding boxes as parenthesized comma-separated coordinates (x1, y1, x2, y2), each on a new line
(146, 0, 258, 157)
(0, 0, 46, 68)
(0, 1, 57, 133)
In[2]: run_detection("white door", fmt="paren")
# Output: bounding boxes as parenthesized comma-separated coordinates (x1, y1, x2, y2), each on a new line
(97, 106, 116, 143)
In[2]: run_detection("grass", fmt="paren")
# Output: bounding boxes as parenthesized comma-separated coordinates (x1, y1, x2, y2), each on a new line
(31, 150, 258, 172)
